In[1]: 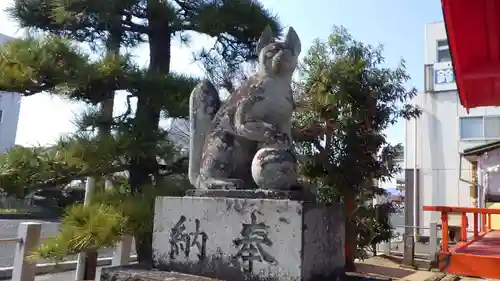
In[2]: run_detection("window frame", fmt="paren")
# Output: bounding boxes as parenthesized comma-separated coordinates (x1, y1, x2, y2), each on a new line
(436, 39, 451, 63)
(459, 115, 500, 140)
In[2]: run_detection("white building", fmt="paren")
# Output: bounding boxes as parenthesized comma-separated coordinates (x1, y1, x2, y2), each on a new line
(404, 21, 500, 233)
(0, 33, 22, 153)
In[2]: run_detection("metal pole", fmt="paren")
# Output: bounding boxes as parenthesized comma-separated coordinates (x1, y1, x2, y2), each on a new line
(413, 117, 418, 240)
(478, 167, 483, 230)
(83, 177, 95, 205)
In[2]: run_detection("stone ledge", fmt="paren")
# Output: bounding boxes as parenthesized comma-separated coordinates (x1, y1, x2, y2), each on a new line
(185, 188, 315, 201)
(101, 264, 212, 281)
(101, 265, 394, 281)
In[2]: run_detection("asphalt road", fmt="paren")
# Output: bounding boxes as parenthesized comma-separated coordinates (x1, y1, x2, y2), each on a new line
(0, 219, 117, 267)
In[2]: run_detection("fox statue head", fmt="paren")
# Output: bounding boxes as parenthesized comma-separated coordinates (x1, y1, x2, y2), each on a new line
(256, 26, 301, 78)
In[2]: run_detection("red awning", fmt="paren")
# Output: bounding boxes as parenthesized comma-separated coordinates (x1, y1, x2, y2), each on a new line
(442, 0, 500, 110)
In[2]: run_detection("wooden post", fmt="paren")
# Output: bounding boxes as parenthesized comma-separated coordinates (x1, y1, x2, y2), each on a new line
(461, 213, 467, 241)
(12, 222, 41, 281)
(113, 235, 133, 266)
(489, 213, 492, 230)
(482, 211, 487, 232)
(473, 213, 479, 239)
(441, 211, 449, 252)
(83, 250, 98, 280)
(344, 195, 356, 271)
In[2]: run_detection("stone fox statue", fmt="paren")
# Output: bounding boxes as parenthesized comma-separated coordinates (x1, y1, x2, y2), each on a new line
(189, 26, 301, 189)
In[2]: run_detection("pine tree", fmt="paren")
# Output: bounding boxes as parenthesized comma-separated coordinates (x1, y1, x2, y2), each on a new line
(0, 0, 281, 265)
(294, 26, 420, 269)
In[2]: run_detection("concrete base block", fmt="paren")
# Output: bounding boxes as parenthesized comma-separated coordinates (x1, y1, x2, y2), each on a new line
(152, 194, 345, 281)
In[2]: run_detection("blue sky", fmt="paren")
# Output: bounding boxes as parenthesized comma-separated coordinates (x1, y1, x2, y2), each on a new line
(0, 0, 444, 146)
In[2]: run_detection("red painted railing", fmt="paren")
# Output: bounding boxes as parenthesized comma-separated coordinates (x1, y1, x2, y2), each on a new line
(423, 206, 498, 252)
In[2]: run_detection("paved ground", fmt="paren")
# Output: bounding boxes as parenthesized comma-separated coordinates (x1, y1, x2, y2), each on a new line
(5, 267, 107, 281)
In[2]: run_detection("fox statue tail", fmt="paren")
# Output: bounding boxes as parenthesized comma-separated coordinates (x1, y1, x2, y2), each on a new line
(188, 80, 221, 187)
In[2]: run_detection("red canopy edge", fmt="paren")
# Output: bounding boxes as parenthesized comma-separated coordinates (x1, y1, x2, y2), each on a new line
(442, 0, 500, 110)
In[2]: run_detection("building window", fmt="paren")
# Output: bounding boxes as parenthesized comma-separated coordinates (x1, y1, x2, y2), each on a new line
(460, 117, 483, 139)
(460, 116, 500, 140)
(484, 117, 500, 138)
(0, 110, 3, 123)
(437, 40, 451, 62)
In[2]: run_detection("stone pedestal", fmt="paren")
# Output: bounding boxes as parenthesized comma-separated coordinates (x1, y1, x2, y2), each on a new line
(152, 191, 345, 281)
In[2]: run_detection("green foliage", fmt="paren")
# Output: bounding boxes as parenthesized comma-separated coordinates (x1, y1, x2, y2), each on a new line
(33, 203, 127, 261)
(0, 208, 28, 214)
(0, 131, 189, 196)
(0, 0, 280, 196)
(127, 72, 200, 119)
(8, 0, 282, 59)
(8, 0, 281, 83)
(0, 145, 70, 197)
(90, 189, 154, 240)
(0, 35, 196, 108)
(1, 0, 282, 263)
(0, 136, 122, 196)
(32, 182, 189, 261)
(294, 26, 421, 259)
(0, 36, 89, 96)
(295, 25, 420, 197)
(7, 0, 145, 46)
(356, 202, 395, 257)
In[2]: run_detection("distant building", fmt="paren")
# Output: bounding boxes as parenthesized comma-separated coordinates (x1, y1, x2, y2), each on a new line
(379, 145, 405, 191)
(405, 21, 497, 234)
(376, 145, 405, 204)
(0, 33, 22, 153)
(394, 145, 405, 189)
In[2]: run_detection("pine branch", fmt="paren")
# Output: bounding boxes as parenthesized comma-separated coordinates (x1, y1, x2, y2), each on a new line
(27, 164, 129, 190)
(8, 0, 148, 45)
(0, 36, 137, 102)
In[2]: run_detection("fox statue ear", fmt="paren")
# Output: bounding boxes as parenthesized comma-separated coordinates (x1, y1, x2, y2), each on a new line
(285, 27, 301, 56)
(256, 26, 274, 54)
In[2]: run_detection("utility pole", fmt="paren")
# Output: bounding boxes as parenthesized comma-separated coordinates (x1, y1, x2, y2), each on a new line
(74, 17, 122, 281)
